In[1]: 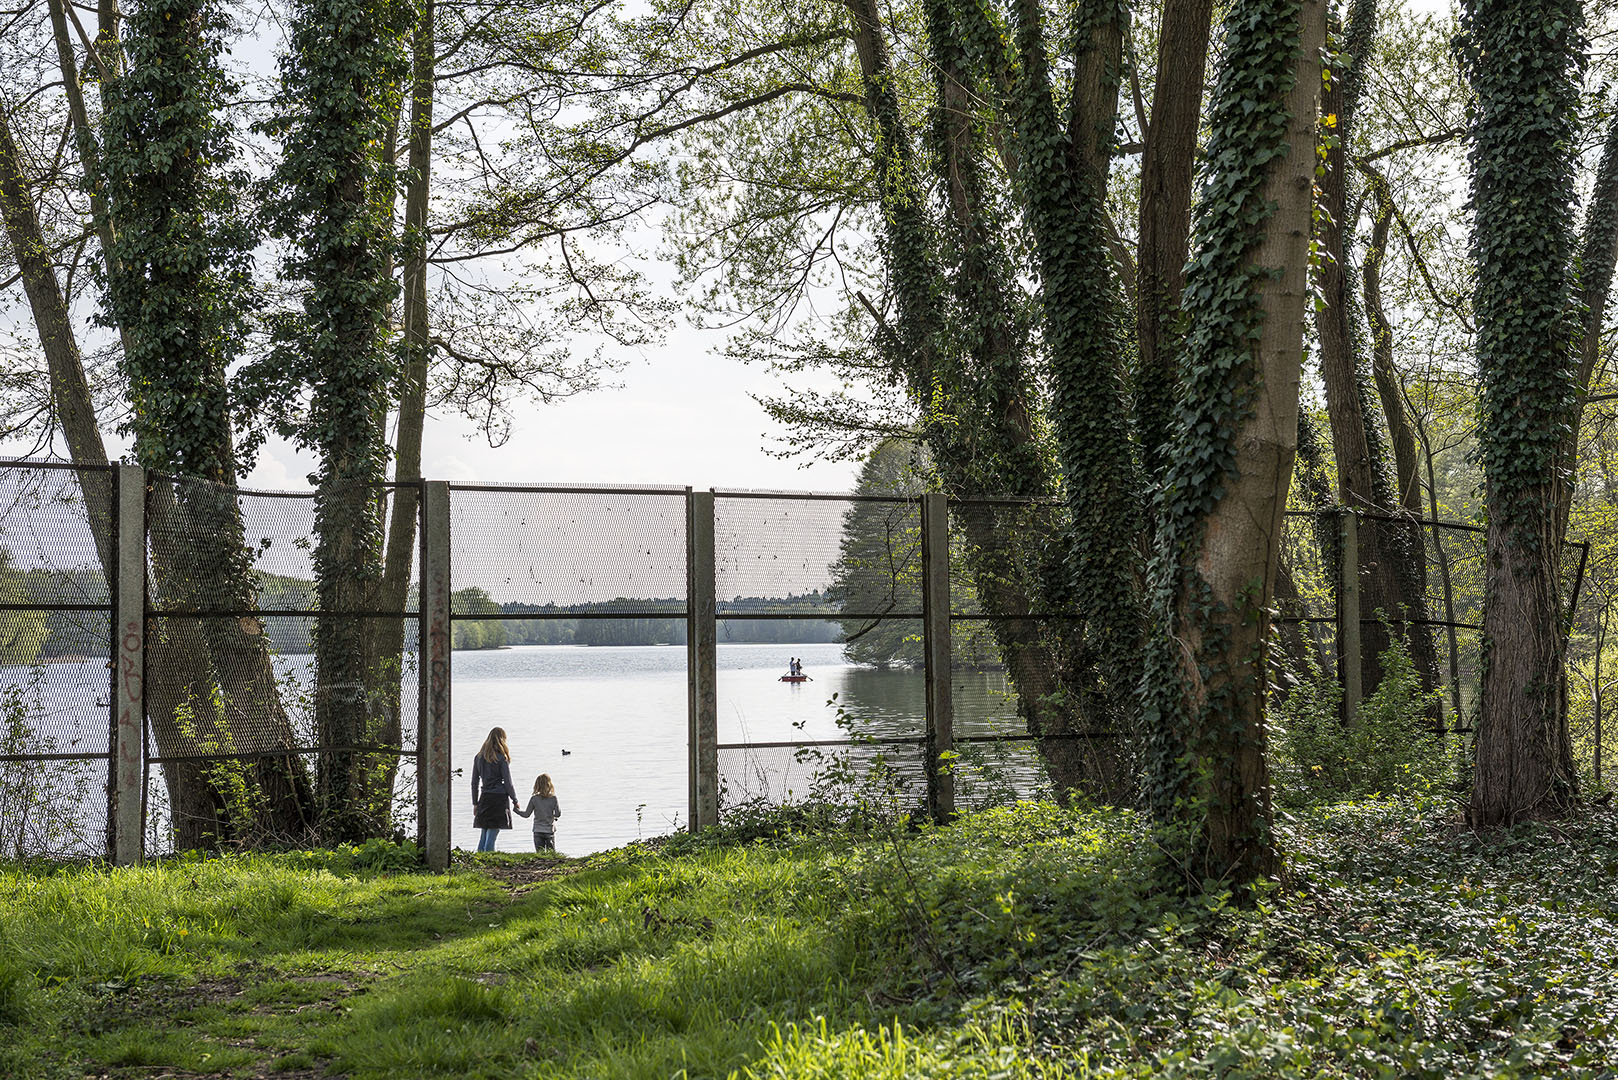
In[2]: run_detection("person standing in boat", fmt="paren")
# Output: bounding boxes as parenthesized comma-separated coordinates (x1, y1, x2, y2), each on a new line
(471, 727, 520, 852)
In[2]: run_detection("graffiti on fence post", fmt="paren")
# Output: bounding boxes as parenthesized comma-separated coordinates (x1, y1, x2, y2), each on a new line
(113, 465, 146, 865)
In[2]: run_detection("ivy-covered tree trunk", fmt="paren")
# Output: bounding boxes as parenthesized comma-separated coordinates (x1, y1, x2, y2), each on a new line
(995, 0, 1145, 751)
(98, 0, 316, 846)
(1141, 0, 1324, 886)
(1461, 0, 1582, 825)
(845, 0, 1128, 799)
(265, 0, 409, 841)
(1, 101, 249, 850)
(1135, 0, 1216, 484)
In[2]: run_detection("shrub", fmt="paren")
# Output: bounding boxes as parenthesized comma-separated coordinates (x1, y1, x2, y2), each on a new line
(1273, 634, 1449, 805)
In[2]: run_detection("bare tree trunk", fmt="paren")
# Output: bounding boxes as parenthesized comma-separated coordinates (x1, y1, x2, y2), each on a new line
(371, 0, 436, 800)
(0, 112, 108, 539)
(1358, 168, 1443, 711)
(1363, 175, 1422, 514)
(1135, 0, 1216, 482)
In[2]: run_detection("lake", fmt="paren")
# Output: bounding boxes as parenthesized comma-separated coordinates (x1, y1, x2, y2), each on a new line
(452, 641, 1043, 855)
(3, 643, 1046, 858)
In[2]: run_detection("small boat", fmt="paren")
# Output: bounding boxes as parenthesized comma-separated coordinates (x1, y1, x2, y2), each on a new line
(779, 674, 810, 683)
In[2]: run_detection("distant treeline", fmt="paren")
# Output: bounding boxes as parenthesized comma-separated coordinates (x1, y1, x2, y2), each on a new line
(0, 556, 843, 661)
(469, 593, 843, 650)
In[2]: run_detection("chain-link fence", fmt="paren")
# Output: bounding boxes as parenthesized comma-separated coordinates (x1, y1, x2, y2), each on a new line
(0, 456, 1600, 860)
(141, 474, 421, 855)
(0, 462, 114, 859)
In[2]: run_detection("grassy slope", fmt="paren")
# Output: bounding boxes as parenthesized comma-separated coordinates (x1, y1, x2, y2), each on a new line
(1, 800, 1616, 1079)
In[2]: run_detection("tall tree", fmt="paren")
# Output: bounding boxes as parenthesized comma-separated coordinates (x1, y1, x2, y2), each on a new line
(1141, 0, 1325, 884)
(1312, 0, 1441, 705)
(257, 0, 411, 839)
(100, 0, 315, 843)
(1460, 0, 1584, 824)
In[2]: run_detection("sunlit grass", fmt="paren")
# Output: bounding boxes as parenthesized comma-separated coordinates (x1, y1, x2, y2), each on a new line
(2, 799, 1616, 1078)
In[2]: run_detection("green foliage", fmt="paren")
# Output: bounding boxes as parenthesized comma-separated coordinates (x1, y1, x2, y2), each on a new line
(99, 0, 255, 479)
(0, 949, 34, 1028)
(250, 0, 411, 471)
(0, 669, 94, 859)
(954, 0, 1144, 721)
(6, 802, 1618, 1077)
(0, 548, 47, 666)
(1455, 0, 1583, 552)
(450, 587, 508, 650)
(251, 0, 411, 841)
(1138, 0, 1306, 874)
(826, 440, 1003, 669)
(1272, 637, 1450, 805)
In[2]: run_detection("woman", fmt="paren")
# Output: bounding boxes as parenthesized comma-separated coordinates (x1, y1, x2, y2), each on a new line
(471, 727, 519, 852)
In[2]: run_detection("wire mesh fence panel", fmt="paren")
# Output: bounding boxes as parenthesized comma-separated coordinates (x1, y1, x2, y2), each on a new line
(715, 494, 921, 618)
(447, 487, 690, 853)
(139, 478, 422, 852)
(718, 741, 927, 814)
(947, 500, 1065, 618)
(0, 463, 114, 859)
(1278, 511, 1337, 623)
(947, 617, 1051, 808)
(449, 486, 687, 615)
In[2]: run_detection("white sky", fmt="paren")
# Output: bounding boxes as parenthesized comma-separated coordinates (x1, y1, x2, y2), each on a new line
(239, 321, 859, 494)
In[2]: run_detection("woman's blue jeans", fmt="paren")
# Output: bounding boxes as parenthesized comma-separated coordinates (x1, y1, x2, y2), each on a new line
(477, 828, 499, 852)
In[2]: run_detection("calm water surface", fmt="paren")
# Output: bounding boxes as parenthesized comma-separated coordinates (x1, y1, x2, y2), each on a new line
(453, 642, 1037, 855)
(7, 644, 1042, 857)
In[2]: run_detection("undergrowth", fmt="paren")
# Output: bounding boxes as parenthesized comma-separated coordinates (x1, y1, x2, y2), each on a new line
(1, 796, 1615, 1078)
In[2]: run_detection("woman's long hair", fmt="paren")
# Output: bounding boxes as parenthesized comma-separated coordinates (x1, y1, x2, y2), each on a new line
(479, 727, 510, 763)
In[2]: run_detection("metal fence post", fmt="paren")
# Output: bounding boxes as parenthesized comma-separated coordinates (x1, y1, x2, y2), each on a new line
(111, 465, 145, 866)
(420, 481, 452, 870)
(687, 489, 718, 831)
(922, 493, 955, 824)
(1340, 508, 1363, 722)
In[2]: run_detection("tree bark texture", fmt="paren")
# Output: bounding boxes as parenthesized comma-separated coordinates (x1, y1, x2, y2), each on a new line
(1464, 0, 1582, 825)
(1135, 0, 1216, 484)
(371, 0, 437, 795)
(1143, 0, 1325, 885)
(848, 0, 1130, 800)
(1002, 0, 1144, 733)
(0, 105, 251, 849)
(1310, 2, 1440, 707)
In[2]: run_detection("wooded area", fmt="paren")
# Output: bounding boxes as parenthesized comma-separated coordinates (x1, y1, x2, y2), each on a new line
(2, 0, 1618, 892)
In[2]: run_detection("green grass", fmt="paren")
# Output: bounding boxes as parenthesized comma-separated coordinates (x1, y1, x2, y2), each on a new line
(1, 799, 1616, 1078)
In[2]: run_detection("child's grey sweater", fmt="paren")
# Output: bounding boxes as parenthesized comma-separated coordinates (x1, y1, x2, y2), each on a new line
(516, 794, 561, 833)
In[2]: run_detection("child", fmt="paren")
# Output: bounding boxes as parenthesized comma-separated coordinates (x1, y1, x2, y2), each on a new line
(514, 774, 562, 851)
